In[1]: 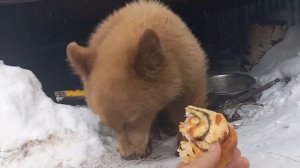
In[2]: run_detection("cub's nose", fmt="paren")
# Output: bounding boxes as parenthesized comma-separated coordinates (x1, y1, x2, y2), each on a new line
(121, 149, 151, 160)
(121, 140, 152, 160)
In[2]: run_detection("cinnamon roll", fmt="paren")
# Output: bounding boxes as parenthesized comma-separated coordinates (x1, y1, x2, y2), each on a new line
(178, 106, 238, 168)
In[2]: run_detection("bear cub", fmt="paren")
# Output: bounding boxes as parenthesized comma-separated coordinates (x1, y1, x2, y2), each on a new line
(67, 0, 207, 160)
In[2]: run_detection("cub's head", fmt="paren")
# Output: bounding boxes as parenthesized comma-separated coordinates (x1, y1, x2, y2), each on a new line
(66, 29, 181, 159)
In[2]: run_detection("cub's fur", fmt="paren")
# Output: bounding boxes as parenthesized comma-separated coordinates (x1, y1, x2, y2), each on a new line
(67, 0, 207, 159)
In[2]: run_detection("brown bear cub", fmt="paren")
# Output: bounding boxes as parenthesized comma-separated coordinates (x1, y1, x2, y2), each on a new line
(66, 0, 207, 160)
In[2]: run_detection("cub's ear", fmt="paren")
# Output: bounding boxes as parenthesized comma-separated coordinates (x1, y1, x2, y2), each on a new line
(134, 29, 165, 80)
(66, 42, 94, 82)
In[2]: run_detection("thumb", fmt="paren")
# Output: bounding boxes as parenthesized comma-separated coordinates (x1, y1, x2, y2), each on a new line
(187, 144, 221, 168)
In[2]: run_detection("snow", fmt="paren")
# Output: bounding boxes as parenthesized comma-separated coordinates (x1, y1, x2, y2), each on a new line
(230, 26, 300, 168)
(1, 26, 300, 167)
(251, 26, 300, 85)
(0, 61, 104, 168)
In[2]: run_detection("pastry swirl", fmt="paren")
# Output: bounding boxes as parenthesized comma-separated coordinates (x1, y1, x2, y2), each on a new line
(178, 106, 238, 167)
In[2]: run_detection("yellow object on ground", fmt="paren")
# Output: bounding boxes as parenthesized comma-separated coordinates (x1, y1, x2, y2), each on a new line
(64, 90, 85, 97)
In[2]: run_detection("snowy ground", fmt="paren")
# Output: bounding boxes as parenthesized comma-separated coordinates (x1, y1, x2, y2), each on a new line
(1, 26, 300, 168)
(230, 26, 300, 168)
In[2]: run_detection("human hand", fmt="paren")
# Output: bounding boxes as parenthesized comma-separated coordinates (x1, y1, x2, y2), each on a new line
(177, 144, 249, 168)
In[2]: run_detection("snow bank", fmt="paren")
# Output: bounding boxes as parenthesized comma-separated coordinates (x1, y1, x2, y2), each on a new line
(0, 61, 105, 168)
(230, 26, 300, 168)
(251, 26, 300, 84)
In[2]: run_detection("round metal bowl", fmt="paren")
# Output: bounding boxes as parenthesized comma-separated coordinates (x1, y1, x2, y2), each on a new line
(207, 73, 256, 109)
(208, 73, 256, 96)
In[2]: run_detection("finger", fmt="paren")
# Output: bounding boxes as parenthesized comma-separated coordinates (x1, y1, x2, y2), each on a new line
(240, 157, 250, 168)
(186, 144, 221, 168)
(176, 162, 186, 168)
(229, 157, 250, 168)
(225, 149, 250, 168)
(225, 149, 241, 168)
(235, 148, 241, 157)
